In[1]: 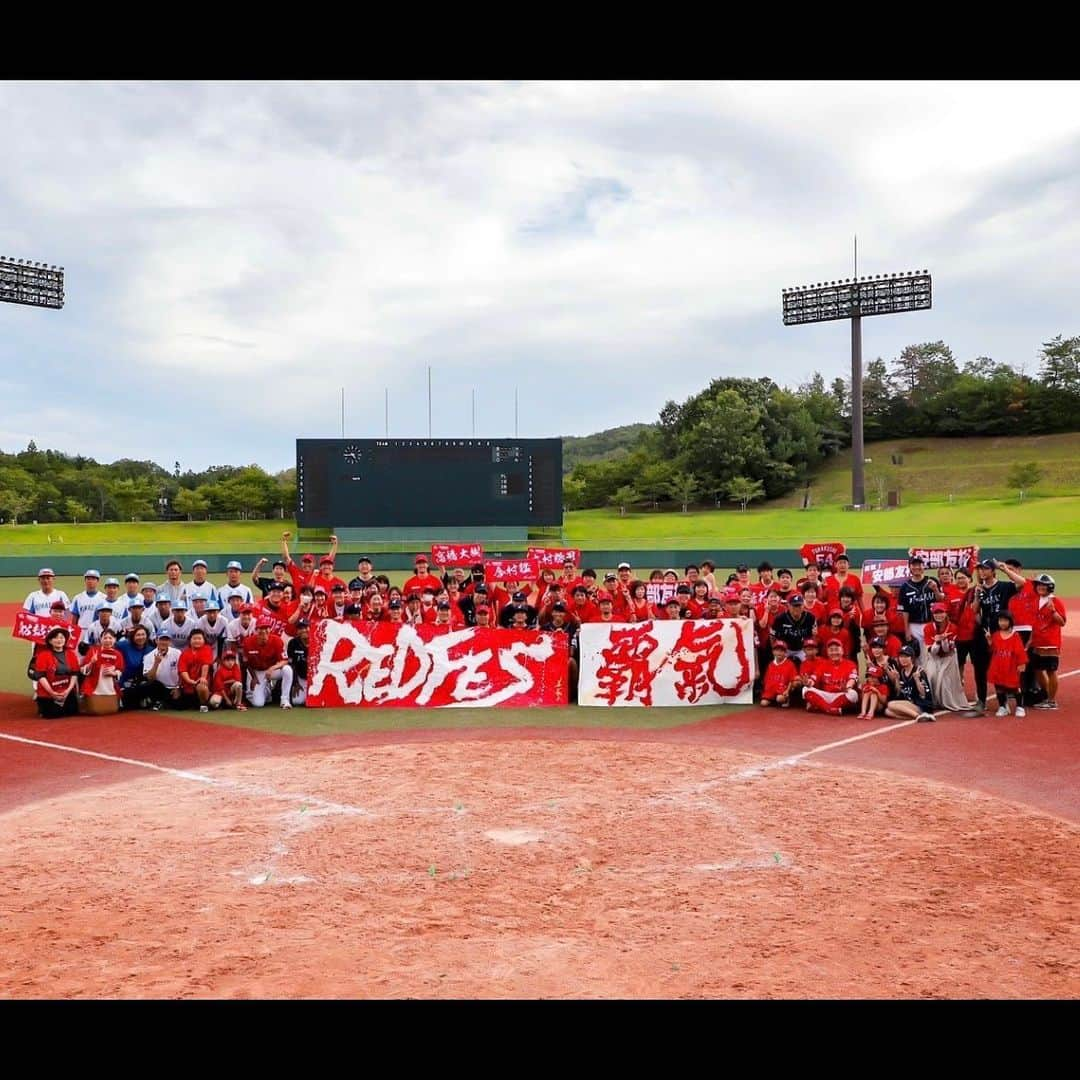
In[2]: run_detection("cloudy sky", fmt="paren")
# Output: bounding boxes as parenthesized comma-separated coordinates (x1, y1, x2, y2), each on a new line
(2, 81, 1078, 472)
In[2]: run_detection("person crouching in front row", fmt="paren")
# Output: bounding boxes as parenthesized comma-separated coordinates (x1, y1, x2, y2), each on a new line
(760, 641, 799, 708)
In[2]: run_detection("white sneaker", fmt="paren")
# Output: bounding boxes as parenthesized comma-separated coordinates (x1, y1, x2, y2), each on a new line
(199, 705, 209, 713)
(995, 706, 1009, 717)
(1015, 707, 1026, 718)
(281, 701, 292, 710)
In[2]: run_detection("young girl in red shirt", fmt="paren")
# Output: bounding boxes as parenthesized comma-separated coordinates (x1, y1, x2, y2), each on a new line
(987, 611, 1029, 718)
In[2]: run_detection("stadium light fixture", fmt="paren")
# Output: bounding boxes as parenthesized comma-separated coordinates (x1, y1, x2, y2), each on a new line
(782, 245, 931, 508)
(0, 255, 65, 309)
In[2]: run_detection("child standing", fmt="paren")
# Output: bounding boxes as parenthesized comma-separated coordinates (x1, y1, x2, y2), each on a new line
(987, 611, 1029, 717)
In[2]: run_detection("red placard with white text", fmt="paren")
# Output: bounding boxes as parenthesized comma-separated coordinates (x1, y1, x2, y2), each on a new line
(431, 543, 484, 566)
(799, 542, 846, 568)
(527, 547, 582, 570)
(484, 558, 539, 584)
(861, 559, 911, 588)
(12, 610, 83, 648)
(306, 621, 568, 707)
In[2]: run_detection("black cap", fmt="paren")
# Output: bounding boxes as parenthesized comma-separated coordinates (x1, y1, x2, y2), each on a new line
(899, 644, 916, 657)
(331, 584, 345, 592)
(512, 591, 526, 602)
(295, 618, 310, 628)
(551, 601, 567, 612)
(870, 637, 887, 648)
(978, 558, 997, 570)
(474, 584, 488, 594)
(676, 584, 691, 594)
(272, 560, 288, 570)
(907, 555, 924, 565)
(736, 564, 750, 573)
(268, 581, 284, 591)
(471, 563, 484, 573)
(388, 600, 403, 609)
(788, 594, 804, 604)
(357, 555, 372, 563)
(437, 600, 450, 609)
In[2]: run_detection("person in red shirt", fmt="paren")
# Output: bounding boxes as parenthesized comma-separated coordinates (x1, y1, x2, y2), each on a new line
(559, 556, 582, 595)
(603, 572, 632, 620)
(796, 561, 826, 592)
(1030, 574, 1067, 709)
(803, 638, 859, 715)
(33, 626, 82, 718)
(751, 561, 775, 600)
(864, 618, 902, 660)
(948, 568, 979, 690)
(773, 568, 798, 602)
(798, 582, 827, 624)
(920, 602, 970, 712)
(858, 664, 890, 719)
(687, 580, 711, 618)
(567, 585, 599, 624)
(987, 611, 1029, 717)
(403, 555, 443, 597)
(79, 627, 122, 702)
(178, 628, 214, 710)
(209, 649, 246, 711)
(816, 610, 852, 657)
(760, 641, 799, 707)
(258, 581, 295, 635)
(794, 638, 827, 704)
(586, 594, 619, 623)
(821, 553, 864, 607)
(473, 604, 493, 628)
(242, 625, 293, 709)
(280, 530, 338, 592)
(312, 557, 347, 597)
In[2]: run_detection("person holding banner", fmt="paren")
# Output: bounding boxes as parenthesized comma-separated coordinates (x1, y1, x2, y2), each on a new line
(921, 603, 971, 712)
(33, 626, 82, 719)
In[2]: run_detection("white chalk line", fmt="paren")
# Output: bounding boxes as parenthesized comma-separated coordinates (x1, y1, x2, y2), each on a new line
(0, 732, 367, 817)
(734, 667, 1080, 780)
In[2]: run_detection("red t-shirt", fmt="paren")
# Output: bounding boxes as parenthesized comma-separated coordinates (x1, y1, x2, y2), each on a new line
(402, 573, 443, 597)
(816, 626, 852, 656)
(797, 657, 829, 689)
(286, 560, 320, 593)
(34, 647, 81, 697)
(212, 663, 243, 695)
(762, 658, 799, 699)
(923, 620, 959, 653)
(1031, 597, 1066, 650)
(81, 645, 122, 696)
(987, 631, 1028, 689)
(178, 644, 214, 692)
(258, 599, 295, 636)
(816, 658, 859, 694)
(242, 634, 286, 672)
(822, 572, 865, 607)
(1008, 580, 1039, 630)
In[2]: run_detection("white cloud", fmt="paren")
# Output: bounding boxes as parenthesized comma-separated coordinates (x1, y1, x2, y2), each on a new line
(1, 80, 1078, 469)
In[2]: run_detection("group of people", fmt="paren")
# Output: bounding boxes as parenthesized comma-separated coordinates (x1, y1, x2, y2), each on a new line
(22, 530, 1068, 720)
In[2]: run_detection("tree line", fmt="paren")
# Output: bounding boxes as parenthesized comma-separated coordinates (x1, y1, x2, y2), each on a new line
(0, 449, 296, 525)
(564, 334, 1080, 511)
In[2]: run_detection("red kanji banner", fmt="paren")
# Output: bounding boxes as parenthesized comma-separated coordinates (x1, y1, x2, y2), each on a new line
(861, 559, 910, 587)
(799, 542, 847, 568)
(12, 611, 82, 648)
(306, 621, 569, 708)
(578, 619, 755, 707)
(527, 547, 582, 569)
(431, 543, 484, 566)
(484, 558, 539, 584)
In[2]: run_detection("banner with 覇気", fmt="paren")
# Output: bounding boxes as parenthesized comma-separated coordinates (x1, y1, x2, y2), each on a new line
(306, 620, 569, 708)
(577, 619, 755, 707)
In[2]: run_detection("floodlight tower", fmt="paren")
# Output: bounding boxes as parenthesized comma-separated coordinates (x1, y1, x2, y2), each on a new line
(782, 261, 931, 508)
(0, 256, 65, 309)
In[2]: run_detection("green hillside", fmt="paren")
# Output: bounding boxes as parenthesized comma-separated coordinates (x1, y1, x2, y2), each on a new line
(562, 423, 654, 474)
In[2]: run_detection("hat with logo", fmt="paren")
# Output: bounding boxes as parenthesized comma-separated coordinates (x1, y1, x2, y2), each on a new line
(84, 569, 101, 579)
(128, 596, 145, 608)
(226, 561, 243, 571)
(125, 573, 140, 583)
(193, 559, 208, 569)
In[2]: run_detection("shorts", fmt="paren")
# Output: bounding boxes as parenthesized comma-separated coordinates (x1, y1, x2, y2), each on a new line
(1032, 654, 1059, 672)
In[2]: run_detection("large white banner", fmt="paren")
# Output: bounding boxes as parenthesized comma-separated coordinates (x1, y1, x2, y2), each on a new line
(578, 619, 755, 707)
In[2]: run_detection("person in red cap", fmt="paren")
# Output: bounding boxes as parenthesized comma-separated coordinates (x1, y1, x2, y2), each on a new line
(403, 555, 442, 597)
(857, 664, 890, 719)
(760, 641, 799, 708)
(803, 638, 859, 715)
(209, 649, 247, 711)
(280, 530, 338, 592)
(921, 601, 971, 711)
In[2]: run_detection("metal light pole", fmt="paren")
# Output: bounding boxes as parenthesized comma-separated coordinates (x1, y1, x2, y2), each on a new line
(783, 264, 931, 509)
(0, 257, 65, 309)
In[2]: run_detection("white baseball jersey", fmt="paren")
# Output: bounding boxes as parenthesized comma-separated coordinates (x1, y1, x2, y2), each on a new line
(111, 592, 144, 619)
(143, 647, 181, 689)
(186, 579, 219, 606)
(83, 617, 125, 649)
(156, 581, 188, 605)
(226, 618, 259, 649)
(196, 614, 229, 652)
(23, 589, 71, 616)
(161, 614, 195, 648)
(218, 583, 253, 609)
(71, 590, 108, 629)
(118, 612, 157, 640)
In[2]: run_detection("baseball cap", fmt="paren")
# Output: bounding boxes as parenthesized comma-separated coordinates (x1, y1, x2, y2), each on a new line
(414, 554, 428, 564)
(707, 593, 722, 604)
(193, 559, 208, 569)
(437, 600, 451, 610)
(273, 560, 288, 570)
(772, 641, 788, 651)
(314, 586, 328, 596)
(474, 584, 488, 594)
(124, 573, 140, 582)
(598, 594, 614, 604)
(331, 584, 345, 592)
(735, 564, 750, 573)
(604, 572, 617, 581)
(171, 600, 187, 611)
(222, 649, 237, 658)
(562, 556, 575, 564)
(357, 555, 372, 563)
(665, 596, 681, 606)
(38, 567, 55, 577)
(899, 644, 916, 657)
(268, 581, 284, 591)
(617, 562, 631, 570)
(931, 602, 947, 613)
(295, 619, 310, 629)
(474, 604, 490, 614)
(512, 591, 526, 602)
(676, 584, 691, 594)
(104, 578, 119, 587)
(156, 594, 171, 604)
(826, 636, 844, 647)
(803, 637, 818, 647)
(50, 599, 66, 611)
(226, 561, 243, 571)
(388, 600, 403, 610)
(141, 581, 157, 591)
(551, 601, 567, 612)
(128, 597, 145, 608)
(870, 637, 887, 648)
(788, 594, 804, 605)
(978, 558, 997, 570)
(907, 555, 924, 565)
(240, 603, 254, 613)
(205, 600, 220, 611)
(319, 556, 334, 566)
(84, 569, 101, 579)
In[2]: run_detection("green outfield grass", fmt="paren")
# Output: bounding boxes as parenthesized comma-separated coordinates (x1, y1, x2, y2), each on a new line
(1, 494, 1078, 554)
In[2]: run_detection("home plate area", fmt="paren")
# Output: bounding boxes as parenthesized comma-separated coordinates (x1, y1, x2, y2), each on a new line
(1, 739, 1076, 998)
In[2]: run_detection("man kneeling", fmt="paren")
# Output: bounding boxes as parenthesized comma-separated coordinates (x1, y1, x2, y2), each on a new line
(242, 624, 293, 708)
(803, 637, 859, 715)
